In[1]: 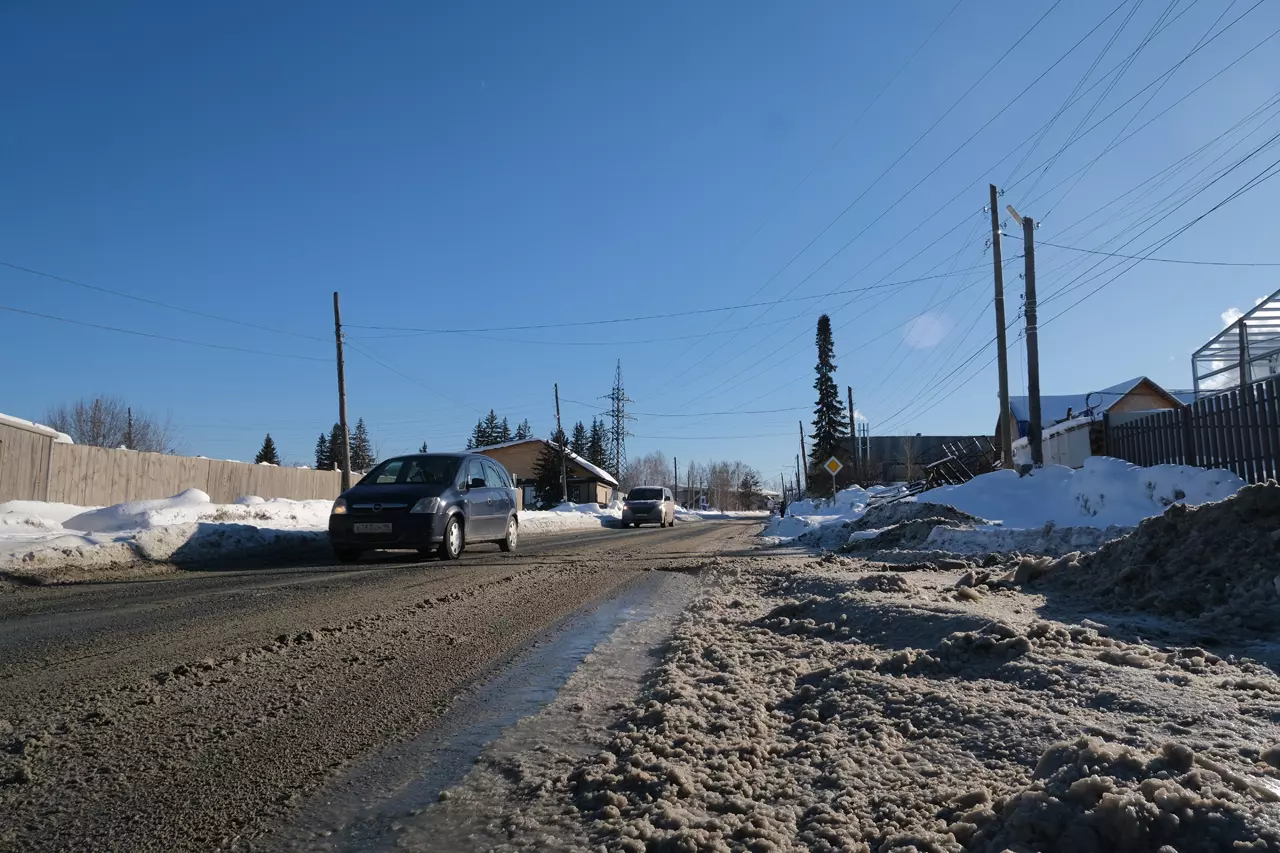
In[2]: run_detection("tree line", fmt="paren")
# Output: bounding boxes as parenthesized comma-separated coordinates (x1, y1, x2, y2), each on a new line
(465, 410, 532, 449)
(44, 395, 178, 454)
(312, 417, 376, 471)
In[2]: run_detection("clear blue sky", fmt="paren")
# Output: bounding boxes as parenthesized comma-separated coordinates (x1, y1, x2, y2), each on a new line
(3, 1, 1278, 482)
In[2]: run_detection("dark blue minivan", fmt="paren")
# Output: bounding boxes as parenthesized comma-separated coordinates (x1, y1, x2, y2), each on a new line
(328, 452, 518, 563)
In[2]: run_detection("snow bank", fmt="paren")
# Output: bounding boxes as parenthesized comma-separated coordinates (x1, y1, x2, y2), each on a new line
(0, 491, 333, 582)
(518, 501, 623, 534)
(918, 456, 1244, 530)
(761, 486, 871, 546)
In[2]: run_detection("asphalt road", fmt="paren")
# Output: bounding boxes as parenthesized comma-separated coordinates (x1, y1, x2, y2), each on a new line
(0, 518, 760, 853)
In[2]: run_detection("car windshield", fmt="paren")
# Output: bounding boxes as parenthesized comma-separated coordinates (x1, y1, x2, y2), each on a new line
(628, 488, 663, 501)
(360, 455, 461, 486)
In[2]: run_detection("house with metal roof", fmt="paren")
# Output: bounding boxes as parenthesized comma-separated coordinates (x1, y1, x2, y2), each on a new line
(995, 376, 1184, 451)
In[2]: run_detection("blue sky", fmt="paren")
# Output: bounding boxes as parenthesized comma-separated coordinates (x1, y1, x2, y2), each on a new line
(3, 0, 1278, 483)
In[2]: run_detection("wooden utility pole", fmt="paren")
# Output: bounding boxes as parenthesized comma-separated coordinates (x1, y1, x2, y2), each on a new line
(554, 383, 568, 503)
(798, 421, 808, 492)
(1023, 215, 1043, 467)
(990, 184, 1014, 470)
(795, 453, 803, 498)
(673, 456, 679, 504)
(846, 385, 856, 480)
(333, 292, 353, 491)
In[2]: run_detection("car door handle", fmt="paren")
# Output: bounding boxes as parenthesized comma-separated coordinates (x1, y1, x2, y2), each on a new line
(487, 497, 493, 505)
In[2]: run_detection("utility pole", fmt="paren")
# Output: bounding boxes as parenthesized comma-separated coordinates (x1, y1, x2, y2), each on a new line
(846, 386, 856, 480)
(1238, 320, 1252, 403)
(333, 292, 353, 491)
(554, 383, 568, 503)
(990, 184, 1014, 470)
(795, 453, 803, 498)
(798, 421, 808, 492)
(673, 456, 679, 504)
(1022, 214, 1043, 467)
(124, 407, 134, 451)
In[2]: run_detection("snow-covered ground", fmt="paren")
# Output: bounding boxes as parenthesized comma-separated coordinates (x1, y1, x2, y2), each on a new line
(518, 501, 623, 534)
(762, 457, 1246, 556)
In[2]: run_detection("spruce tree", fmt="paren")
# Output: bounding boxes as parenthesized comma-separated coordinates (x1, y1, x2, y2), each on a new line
(587, 418, 608, 469)
(255, 433, 281, 466)
(569, 421, 588, 457)
(478, 410, 502, 447)
(498, 417, 512, 443)
(419, 440, 430, 453)
(808, 314, 848, 496)
(738, 470, 762, 509)
(531, 429, 568, 508)
(315, 433, 332, 470)
(466, 417, 484, 449)
(328, 423, 346, 471)
(349, 418, 375, 471)
(515, 419, 532, 441)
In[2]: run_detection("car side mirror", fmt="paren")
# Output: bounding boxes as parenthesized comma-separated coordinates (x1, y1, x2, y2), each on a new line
(470, 478, 486, 489)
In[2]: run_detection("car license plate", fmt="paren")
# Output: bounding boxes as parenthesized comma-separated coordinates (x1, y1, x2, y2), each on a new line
(353, 523, 392, 534)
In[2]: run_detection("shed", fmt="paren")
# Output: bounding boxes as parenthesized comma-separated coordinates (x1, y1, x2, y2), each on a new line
(474, 438, 619, 507)
(995, 376, 1183, 449)
(0, 413, 72, 502)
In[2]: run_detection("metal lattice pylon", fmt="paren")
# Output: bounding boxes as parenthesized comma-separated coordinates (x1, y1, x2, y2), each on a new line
(602, 360, 635, 480)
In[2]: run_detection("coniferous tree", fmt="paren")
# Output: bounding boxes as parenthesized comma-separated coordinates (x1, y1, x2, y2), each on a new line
(569, 421, 588, 457)
(587, 418, 608, 469)
(515, 419, 532, 441)
(738, 470, 762, 509)
(349, 418, 375, 471)
(255, 433, 281, 466)
(498, 417, 512, 443)
(808, 314, 848, 496)
(531, 428, 568, 509)
(466, 416, 484, 449)
(419, 441, 430, 453)
(328, 423, 346, 471)
(315, 433, 332, 470)
(478, 410, 502, 447)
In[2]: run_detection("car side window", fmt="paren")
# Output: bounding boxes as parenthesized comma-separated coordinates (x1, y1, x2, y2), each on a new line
(481, 459, 506, 488)
(468, 459, 488, 487)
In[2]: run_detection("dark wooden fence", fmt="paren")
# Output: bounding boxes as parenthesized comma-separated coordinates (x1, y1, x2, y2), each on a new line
(1105, 375, 1280, 484)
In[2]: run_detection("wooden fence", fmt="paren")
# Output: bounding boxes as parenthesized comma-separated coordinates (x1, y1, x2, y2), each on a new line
(0, 419, 344, 505)
(1105, 375, 1280, 484)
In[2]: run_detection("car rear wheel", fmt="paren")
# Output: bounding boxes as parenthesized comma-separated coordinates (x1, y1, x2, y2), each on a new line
(334, 546, 362, 564)
(499, 517, 518, 552)
(438, 515, 464, 560)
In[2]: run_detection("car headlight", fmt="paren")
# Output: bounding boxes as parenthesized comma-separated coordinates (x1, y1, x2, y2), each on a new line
(410, 497, 443, 514)
(331, 497, 348, 515)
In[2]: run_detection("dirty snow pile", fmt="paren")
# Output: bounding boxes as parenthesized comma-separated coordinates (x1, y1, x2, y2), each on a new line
(770, 459, 1247, 558)
(518, 501, 623, 534)
(463, 559, 1280, 852)
(0, 490, 331, 582)
(1037, 481, 1280, 636)
(761, 486, 873, 547)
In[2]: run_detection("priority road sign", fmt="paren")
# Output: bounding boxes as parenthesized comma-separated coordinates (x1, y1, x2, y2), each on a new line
(824, 457, 843, 475)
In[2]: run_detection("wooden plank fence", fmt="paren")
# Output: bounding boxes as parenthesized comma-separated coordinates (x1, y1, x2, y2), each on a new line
(1105, 375, 1280, 484)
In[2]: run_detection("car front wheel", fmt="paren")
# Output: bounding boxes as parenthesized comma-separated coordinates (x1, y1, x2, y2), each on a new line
(438, 515, 464, 561)
(499, 517, 518, 552)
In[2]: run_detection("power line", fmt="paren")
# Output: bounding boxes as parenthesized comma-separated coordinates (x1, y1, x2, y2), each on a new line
(0, 303, 330, 362)
(560, 398, 809, 418)
(345, 265, 991, 335)
(0, 260, 329, 343)
(1034, 240, 1280, 266)
(343, 340, 482, 412)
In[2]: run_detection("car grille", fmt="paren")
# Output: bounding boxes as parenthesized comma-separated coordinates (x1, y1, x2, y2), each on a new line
(349, 503, 410, 518)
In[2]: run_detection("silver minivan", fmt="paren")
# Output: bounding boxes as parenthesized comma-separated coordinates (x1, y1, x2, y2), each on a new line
(621, 486, 675, 528)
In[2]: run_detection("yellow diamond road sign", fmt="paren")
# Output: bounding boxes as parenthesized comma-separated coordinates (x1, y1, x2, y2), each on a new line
(824, 457, 843, 475)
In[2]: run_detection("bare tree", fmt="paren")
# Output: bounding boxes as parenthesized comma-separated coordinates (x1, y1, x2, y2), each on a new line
(901, 434, 922, 482)
(45, 395, 178, 453)
(621, 451, 669, 492)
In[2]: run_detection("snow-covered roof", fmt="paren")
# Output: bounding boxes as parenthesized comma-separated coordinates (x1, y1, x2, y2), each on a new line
(472, 437, 619, 487)
(0, 412, 74, 444)
(1007, 377, 1179, 432)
